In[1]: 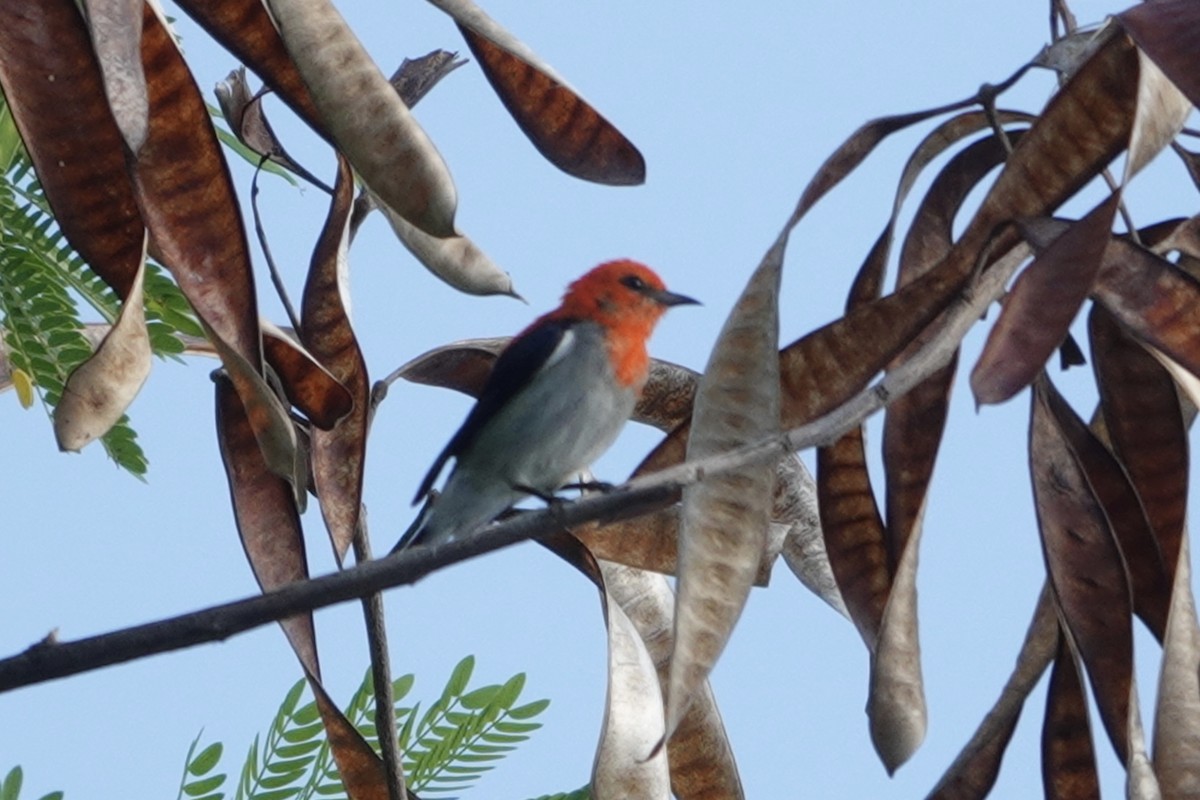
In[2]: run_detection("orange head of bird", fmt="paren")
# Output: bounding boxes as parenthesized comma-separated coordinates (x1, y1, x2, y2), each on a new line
(548, 259, 698, 389)
(553, 260, 698, 332)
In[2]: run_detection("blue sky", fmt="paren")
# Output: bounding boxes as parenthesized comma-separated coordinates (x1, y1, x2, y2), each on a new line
(1, 1, 1192, 798)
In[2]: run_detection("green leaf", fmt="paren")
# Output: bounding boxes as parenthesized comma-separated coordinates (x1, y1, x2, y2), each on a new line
(441, 764, 496, 775)
(392, 673, 415, 702)
(183, 774, 226, 796)
(1, 767, 22, 800)
(495, 720, 542, 734)
(281, 723, 324, 744)
(458, 684, 499, 710)
(508, 699, 551, 720)
(280, 680, 307, 716)
(446, 655, 475, 697)
(481, 732, 530, 744)
(189, 743, 224, 776)
(0, 181, 151, 475)
(274, 742, 322, 759)
(291, 701, 320, 727)
(417, 701, 445, 736)
(265, 757, 314, 775)
(443, 710, 472, 726)
(259, 772, 304, 790)
(495, 674, 525, 709)
(36, 793, 65, 800)
(454, 753, 505, 763)
(397, 701, 419, 749)
(238, 736, 261, 798)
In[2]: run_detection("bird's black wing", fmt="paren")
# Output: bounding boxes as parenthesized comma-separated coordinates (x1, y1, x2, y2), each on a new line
(412, 318, 574, 504)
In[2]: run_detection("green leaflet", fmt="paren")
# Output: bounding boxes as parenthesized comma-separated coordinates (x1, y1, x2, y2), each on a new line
(0, 768, 18, 800)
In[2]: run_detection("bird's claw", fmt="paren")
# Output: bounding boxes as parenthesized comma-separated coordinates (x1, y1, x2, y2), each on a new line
(513, 484, 562, 505)
(561, 480, 617, 494)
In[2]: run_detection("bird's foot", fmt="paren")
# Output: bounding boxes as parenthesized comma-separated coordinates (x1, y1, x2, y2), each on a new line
(513, 483, 562, 505)
(560, 480, 617, 494)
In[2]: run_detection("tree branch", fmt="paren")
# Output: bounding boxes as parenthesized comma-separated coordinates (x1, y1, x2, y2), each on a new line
(0, 483, 680, 693)
(0, 242, 1024, 694)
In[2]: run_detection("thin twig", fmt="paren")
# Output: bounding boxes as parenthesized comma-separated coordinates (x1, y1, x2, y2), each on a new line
(0, 242, 1026, 695)
(251, 161, 303, 333)
(352, 507, 407, 800)
(1052, 0, 1079, 40)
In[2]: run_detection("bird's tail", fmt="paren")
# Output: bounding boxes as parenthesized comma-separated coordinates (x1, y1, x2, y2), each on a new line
(392, 471, 519, 553)
(391, 496, 435, 553)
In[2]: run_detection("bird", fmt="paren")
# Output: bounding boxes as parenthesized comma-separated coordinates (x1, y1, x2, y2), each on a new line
(395, 260, 698, 550)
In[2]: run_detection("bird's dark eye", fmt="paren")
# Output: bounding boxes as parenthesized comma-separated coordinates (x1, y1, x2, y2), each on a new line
(620, 274, 647, 292)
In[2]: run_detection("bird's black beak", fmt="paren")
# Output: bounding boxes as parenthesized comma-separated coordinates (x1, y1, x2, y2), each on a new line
(650, 288, 700, 307)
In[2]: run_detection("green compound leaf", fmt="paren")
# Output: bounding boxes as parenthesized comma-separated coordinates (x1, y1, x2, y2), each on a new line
(186, 658, 550, 800)
(0, 159, 210, 476)
(236, 678, 322, 800)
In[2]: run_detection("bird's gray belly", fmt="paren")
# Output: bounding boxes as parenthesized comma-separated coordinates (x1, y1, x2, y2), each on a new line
(458, 340, 635, 492)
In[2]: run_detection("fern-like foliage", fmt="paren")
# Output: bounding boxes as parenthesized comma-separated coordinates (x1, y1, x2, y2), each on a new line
(236, 678, 320, 800)
(402, 656, 551, 795)
(0, 97, 203, 477)
(179, 657, 559, 800)
(0, 766, 63, 800)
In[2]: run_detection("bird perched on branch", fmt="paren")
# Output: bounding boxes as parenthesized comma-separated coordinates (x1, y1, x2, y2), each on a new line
(395, 260, 698, 550)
